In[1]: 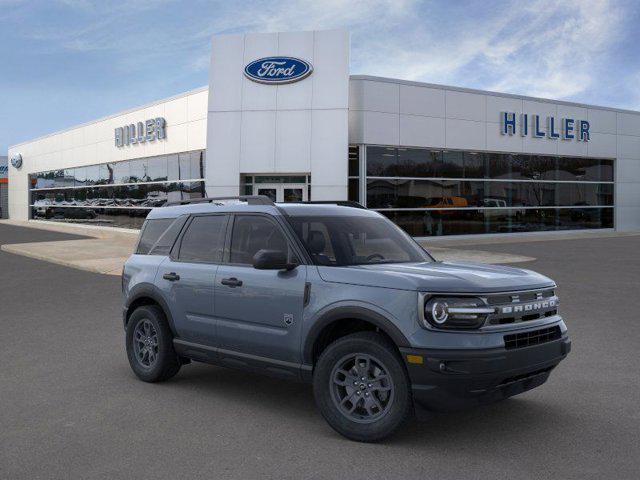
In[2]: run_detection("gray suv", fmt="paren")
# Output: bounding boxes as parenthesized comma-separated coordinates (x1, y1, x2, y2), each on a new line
(122, 196, 570, 442)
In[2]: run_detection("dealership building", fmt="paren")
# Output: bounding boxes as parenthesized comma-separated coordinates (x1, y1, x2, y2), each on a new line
(7, 29, 640, 236)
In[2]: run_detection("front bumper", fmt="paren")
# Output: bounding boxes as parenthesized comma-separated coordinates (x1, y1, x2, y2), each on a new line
(400, 334, 571, 412)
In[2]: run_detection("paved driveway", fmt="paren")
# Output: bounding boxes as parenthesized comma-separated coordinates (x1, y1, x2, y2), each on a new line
(0, 223, 638, 479)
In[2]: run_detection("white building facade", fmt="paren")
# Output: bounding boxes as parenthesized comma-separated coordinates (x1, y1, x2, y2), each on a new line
(7, 29, 640, 236)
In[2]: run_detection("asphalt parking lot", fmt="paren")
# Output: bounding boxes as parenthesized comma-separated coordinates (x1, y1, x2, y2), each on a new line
(1, 223, 638, 480)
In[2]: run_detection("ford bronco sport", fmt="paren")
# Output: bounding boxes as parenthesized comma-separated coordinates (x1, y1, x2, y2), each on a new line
(122, 196, 570, 442)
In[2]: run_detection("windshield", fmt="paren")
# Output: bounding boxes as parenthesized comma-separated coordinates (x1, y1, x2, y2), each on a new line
(287, 214, 433, 266)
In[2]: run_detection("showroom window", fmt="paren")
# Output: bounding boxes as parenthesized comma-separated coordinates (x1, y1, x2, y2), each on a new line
(363, 146, 615, 236)
(29, 150, 206, 229)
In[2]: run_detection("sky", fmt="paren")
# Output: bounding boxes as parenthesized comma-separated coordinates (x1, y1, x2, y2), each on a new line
(1, 0, 639, 153)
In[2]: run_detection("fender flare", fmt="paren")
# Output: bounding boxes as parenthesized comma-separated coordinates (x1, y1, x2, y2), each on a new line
(302, 305, 411, 364)
(124, 283, 177, 336)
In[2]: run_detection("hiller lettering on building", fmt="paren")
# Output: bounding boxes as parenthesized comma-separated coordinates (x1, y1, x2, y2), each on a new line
(115, 118, 166, 147)
(500, 112, 590, 141)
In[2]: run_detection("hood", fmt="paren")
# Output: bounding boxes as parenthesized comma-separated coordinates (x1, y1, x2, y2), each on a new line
(316, 261, 554, 293)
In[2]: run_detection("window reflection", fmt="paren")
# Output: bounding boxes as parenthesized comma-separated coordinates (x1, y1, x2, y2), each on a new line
(367, 147, 614, 183)
(381, 208, 613, 237)
(366, 179, 614, 209)
(29, 151, 206, 229)
(366, 146, 615, 236)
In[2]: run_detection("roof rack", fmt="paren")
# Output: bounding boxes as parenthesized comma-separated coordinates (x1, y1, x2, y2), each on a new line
(285, 200, 367, 209)
(165, 195, 274, 207)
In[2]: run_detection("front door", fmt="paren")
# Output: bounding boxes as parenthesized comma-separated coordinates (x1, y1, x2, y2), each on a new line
(214, 214, 307, 364)
(255, 183, 308, 203)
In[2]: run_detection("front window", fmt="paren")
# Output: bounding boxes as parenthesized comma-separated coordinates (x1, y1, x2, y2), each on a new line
(287, 214, 433, 266)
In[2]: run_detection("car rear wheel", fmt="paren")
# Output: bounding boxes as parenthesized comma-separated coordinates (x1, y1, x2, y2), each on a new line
(126, 305, 181, 382)
(313, 331, 412, 442)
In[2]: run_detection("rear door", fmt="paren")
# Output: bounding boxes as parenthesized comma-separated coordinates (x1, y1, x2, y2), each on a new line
(157, 214, 229, 346)
(214, 214, 307, 364)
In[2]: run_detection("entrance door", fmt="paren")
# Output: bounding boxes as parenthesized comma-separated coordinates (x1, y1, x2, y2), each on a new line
(255, 183, 308, 203)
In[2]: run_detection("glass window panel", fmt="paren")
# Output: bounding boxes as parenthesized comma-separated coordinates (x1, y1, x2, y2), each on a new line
(462, 152, 487, 178)
(35, 171, 55, 189)
(143, 183, 169, 207)
(396, 148, 442, 177)
(97, 164, 111, 185)
(111, 161, 130, 184)
(74, 167, 87, 187)
(558, 157, 614, 182)
(180, 181, 206, 200)
(348, 146, 360, 177)
(178, 152, 192, 180)
(200, 151, 206, 178)
(511, 155, 557, 180)
(148, 155, 168, 182)
(487, 153, 511, 179)
(85, 165, 100, 185)
(254, 175, 307, 184)
(191, 151, 204, 180)
(167, 154, 180, 181)
(348, 179, 359, 203)
(366, 146, 397, 176)
(53, 170, 65, 187)
(600, 159, 614, 182)
(441, 151, 464, 177)
(129, 159, 149, 183)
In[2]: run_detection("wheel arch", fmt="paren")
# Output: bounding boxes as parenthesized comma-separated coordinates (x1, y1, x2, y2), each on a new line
(303, 306, 411, 366)
(124, 284, 177, 336)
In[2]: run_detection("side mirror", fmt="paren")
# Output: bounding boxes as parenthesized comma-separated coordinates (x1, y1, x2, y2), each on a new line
(252, 249, 297, 271)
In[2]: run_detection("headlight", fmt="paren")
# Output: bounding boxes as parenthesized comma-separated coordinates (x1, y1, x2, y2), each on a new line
(423, 296, 495, 329)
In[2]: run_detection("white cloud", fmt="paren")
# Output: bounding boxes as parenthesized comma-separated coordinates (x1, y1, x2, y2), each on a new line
(7, 0, 634, 105)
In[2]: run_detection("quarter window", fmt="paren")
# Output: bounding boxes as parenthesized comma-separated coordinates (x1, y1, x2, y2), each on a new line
(136, 218, 174, 254)
(178, 215, 227, 263)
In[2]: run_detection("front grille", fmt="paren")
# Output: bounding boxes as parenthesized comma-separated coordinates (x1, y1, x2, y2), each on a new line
(504, 326, 561, 350)
(487, 289, 555, 306)
(486, 289, 558, 326)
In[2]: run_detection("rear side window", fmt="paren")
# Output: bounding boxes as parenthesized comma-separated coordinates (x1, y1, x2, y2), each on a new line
(178, 215, 227, 263)
(136, 218, 174, 254)
(148, 215, 189, 256)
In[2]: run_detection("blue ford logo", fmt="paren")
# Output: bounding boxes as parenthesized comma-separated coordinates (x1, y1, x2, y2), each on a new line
(244, 56, 313, 84)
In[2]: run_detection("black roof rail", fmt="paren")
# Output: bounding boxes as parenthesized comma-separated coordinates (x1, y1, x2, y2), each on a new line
(165, 195, 274, 207)
(285, 200, 367, 209)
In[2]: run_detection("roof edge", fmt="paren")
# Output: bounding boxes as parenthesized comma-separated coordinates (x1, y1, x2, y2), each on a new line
(349, 75, 640, 116)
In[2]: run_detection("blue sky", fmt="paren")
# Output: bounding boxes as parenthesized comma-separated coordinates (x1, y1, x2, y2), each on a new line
(2, 0, 639, 153)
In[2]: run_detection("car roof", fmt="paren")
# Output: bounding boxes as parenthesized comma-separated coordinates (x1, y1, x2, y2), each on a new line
(146, 201, 377, 220)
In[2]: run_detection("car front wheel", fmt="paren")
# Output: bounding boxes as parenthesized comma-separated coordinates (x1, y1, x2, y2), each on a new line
(313, 331, 412, 442)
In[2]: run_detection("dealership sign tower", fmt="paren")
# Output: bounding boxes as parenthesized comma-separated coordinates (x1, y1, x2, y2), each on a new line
(205, 30, 350, 201)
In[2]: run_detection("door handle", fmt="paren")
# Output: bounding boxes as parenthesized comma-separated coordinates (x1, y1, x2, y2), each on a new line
(221, 277, 243, 287)
(163, 272, 180, 281)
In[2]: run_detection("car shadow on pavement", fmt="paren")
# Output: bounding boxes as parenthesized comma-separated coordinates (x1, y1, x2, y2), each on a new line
(126, 361, 570, 445)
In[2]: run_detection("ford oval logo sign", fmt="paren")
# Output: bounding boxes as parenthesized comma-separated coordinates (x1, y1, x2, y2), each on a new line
(10, 153, 23, 169)
(244, 56, 313, 85)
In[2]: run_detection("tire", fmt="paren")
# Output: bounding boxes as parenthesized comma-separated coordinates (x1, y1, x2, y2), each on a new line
(126, 305, 181, 383)
(313, 331, 413, 442)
